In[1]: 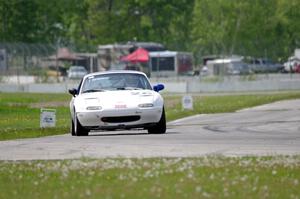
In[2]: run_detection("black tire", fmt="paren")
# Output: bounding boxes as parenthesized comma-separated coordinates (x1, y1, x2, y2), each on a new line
(73, 113, 89, 136)
(148, 108, 166, 134)
(70, 119, 75, 136)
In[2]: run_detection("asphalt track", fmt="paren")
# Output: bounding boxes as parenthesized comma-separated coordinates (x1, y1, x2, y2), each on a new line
(0, 99, 300, 160)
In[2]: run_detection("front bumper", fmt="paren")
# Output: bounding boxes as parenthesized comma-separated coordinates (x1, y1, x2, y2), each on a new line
(76, 107, 162, 129)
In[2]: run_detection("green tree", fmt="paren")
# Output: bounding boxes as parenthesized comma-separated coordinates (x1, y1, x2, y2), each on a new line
(1, 0, 299, 61)
(0, 0, 39, 42)
(77, 0, 195, 50)
(192, 0, 250, 57)
(192, 0, 300, 62)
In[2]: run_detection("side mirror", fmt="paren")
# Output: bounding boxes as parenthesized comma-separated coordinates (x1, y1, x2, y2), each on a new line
(153, 84, 164, 92)
(68, 88, 78, 97)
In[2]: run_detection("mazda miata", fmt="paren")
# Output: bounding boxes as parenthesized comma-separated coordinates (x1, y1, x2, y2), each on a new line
(68, 71, 166, 136)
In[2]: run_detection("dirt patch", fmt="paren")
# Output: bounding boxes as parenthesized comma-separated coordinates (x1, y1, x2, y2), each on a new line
(7, 103, 27, 107)
(30, 101, 69, 108)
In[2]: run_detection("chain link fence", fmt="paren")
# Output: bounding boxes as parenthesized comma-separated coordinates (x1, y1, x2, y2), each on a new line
(0, 42, 299, 85)
(0, 42, 98, 83)
(0, 43, 58, 83)
(0, 43, 57, 73)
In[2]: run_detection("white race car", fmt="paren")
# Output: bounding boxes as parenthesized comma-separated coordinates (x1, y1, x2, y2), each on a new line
(68, 71, 166, 136)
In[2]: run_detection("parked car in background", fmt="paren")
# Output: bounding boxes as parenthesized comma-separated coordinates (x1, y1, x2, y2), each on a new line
(200, 66, 209, 76)
(227, 62, 251, 75)
(283, 57, 300, 73)
(68, 66, 88, 79)
(206, 57, 251, 76)
(247, 58, 283, 73)
(68, 70, 166, 136)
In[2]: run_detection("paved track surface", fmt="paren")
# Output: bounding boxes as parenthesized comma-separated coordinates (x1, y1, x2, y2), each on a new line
(1, 99, 300, 160)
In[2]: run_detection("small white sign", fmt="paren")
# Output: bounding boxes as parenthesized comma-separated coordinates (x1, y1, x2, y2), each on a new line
(40, 108, 56, 128)
(182, 95, 193, 110)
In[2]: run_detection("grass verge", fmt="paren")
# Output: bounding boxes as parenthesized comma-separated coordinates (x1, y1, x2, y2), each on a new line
(1, 92, 300, 140)
(0, 93, 70, 140)
(0, 156, 299, 199)
(164, 92, 300, 121)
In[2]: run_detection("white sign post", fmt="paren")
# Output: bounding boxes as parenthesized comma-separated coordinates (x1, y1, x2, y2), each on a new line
(40, 108, 56, 128)
(182, 95, 193, 110)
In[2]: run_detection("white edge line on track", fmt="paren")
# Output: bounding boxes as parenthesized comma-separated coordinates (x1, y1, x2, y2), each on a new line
(167, 114, 208, 125)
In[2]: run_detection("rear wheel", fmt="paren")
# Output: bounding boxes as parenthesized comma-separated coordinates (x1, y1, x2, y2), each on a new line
(148, 108, 166, 134)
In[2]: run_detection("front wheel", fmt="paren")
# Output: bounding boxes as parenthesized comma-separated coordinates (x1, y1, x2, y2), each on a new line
(148, 108, 166, 134)
(71, 112, 89, 136)
(70, 119, 75, 136)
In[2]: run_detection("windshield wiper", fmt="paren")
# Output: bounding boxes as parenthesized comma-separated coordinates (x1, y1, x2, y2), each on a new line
(116, 87, 143, 90)
(82, 89, 106, 93)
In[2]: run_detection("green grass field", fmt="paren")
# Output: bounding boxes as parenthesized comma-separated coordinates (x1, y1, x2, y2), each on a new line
(0, 156, 299, 199)
(0, 93, 70, 140)
(1, 92, 300, 140)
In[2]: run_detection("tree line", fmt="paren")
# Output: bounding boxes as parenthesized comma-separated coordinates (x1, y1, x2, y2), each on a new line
(0, 0, 299, 63)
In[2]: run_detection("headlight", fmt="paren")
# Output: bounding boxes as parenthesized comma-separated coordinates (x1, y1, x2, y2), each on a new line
(86, 106, 102, 110)
(138, 103, 154, 108)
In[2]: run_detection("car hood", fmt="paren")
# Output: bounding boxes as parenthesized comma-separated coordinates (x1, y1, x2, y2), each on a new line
(75, 90, 157, 109)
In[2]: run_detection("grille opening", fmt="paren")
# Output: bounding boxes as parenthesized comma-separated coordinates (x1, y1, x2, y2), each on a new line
(101, 115, 140, 123)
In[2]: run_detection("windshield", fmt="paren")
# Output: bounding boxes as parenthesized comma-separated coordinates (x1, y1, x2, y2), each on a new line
(81, 73, 152, 93)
